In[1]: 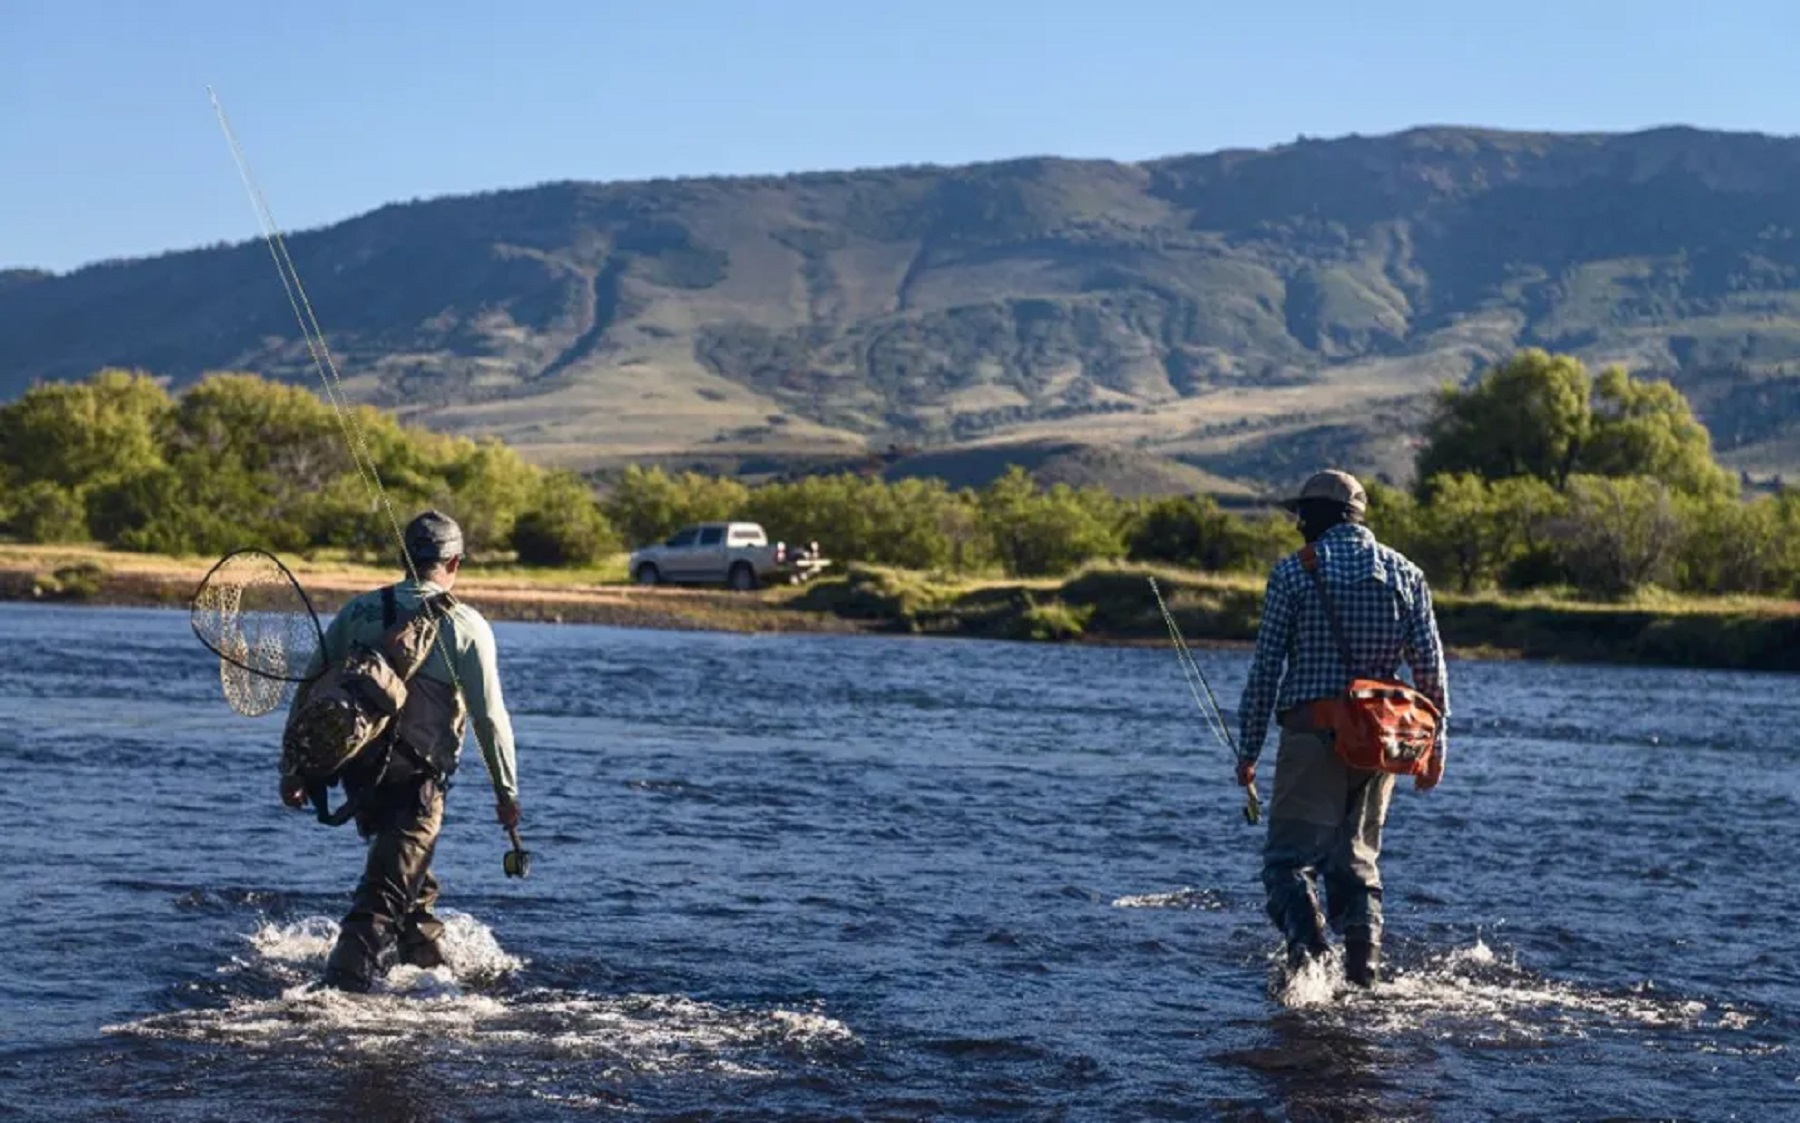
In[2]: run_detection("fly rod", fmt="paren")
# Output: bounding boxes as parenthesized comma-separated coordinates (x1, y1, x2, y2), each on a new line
(1149, 577, 1260, 825)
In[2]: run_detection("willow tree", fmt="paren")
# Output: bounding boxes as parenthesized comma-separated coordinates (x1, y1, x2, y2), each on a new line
(1416, 349, 1592, 492)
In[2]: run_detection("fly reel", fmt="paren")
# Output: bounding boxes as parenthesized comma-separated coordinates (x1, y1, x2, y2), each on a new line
(503, 826, 533, 878)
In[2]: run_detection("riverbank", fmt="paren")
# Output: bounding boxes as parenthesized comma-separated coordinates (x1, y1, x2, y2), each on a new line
(0, 544, 861, 636)
(789, 563, 1800, 670)
(3, 544, 1798, 671)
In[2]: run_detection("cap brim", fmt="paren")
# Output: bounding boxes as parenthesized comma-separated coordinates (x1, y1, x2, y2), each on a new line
(1280, 495, 1364, 513)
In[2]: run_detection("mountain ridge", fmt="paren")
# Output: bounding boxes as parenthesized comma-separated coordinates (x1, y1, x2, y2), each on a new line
(10, 123, 1800, 491)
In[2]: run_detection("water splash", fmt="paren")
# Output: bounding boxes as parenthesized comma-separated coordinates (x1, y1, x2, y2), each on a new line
(1355, 939, 1745, 1042)
(1110, 886, 1229, 910)
(103, 912, 858, 1078)
(1267, 938, 1768, 1049)
(235, 910, 526, 990)
(1275, 947, 1344, 1009)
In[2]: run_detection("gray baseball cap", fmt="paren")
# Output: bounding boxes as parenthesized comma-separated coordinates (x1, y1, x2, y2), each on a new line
(404, 509, 465, 562)
(1279, 469, 1368, 516)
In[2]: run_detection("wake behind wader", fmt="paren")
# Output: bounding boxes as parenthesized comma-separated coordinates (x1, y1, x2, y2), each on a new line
(281, 586, 459, 826)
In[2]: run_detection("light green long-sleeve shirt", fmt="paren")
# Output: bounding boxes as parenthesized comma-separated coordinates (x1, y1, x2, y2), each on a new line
(296, 579, 519, 802)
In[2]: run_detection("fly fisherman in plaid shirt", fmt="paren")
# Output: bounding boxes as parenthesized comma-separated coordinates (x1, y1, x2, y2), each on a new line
(1235, 469, 1449, 987)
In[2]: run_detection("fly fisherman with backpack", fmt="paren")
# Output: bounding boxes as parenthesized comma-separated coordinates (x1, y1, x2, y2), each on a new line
(279, 510, 521, 993)
(1235, 470, 1449, 988)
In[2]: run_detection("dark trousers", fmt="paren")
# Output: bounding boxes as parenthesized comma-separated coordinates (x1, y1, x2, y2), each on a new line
(1261, 709, 1395, 948)
(324, 771, 447, 988)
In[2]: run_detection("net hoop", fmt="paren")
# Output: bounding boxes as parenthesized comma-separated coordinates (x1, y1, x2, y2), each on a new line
(189, 547, 328, 684)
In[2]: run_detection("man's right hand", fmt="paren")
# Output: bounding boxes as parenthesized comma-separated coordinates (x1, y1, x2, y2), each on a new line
(496, 795, 522, 830)
(280, 777, 307, 809)
(1416, 741, 1447, 791)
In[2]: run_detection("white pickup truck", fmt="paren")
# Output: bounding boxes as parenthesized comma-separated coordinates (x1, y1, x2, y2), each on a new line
(627, 521, 830, 590)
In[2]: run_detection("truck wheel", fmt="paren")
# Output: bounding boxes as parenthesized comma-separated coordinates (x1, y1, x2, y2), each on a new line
(634, 563, 660, 586)
(728, 562, 757, 591)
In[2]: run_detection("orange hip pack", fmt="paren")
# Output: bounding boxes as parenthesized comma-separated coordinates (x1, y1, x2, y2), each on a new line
(1298, 545, 1440, 776)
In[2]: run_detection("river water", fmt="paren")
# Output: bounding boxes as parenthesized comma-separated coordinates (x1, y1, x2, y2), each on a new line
(0, 602, 1793, 1121)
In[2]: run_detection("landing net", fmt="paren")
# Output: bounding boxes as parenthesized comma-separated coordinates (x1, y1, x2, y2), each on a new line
(190, 549, 325, 717)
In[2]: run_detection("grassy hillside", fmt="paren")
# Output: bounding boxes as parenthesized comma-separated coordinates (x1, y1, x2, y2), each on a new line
(11, 125, 1800, 489)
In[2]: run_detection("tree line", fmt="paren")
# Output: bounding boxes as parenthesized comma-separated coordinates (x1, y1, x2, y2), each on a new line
(1, 352, 1795, 599)
(0, 370, 612, 566)
(1373, 348, 1799, 598)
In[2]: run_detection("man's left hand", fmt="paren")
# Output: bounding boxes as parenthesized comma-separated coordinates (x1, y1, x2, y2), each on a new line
(280, 778, 307, 809)
(1235, 759, 1256, 789)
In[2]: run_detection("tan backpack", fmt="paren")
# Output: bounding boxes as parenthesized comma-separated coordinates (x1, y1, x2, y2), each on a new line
(281, 585, 458, 823)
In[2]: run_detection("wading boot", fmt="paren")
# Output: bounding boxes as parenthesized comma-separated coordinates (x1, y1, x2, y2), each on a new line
(322, 924, 383, 994)
(1282, 901, 1331, 971)
(396, 913, 447, 970)
(1344, 927, 1380, 989)
(322, 941, 377, 994)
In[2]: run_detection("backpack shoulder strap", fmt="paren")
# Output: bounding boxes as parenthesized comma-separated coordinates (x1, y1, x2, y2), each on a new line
(377, 584, 447, 684)
(424, 590, 460, 617)
(1299, 544, 1359, 683)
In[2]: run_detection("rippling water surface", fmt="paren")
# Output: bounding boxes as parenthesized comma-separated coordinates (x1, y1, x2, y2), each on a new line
(1, 602, 1795, 1120)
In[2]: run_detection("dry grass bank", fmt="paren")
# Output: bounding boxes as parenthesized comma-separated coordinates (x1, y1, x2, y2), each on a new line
(5, 545, 1798, 671)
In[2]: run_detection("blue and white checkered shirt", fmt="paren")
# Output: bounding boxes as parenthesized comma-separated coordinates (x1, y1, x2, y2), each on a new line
(1236, 522, 1449, 764)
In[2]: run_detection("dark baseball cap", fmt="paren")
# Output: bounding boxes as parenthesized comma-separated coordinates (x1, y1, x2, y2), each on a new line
(404, 509, 464, 561)
(1278, 469, 1368, 516)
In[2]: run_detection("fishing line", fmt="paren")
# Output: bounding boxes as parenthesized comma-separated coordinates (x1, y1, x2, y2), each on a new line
(1148, 576, 1261, 825)
(207, 87, 407, 571)
(202, 87, 522, 807)
(1148, 577, 1232, 751)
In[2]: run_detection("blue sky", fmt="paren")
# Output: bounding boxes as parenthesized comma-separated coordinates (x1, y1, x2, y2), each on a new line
(4, 0, 1796, 272)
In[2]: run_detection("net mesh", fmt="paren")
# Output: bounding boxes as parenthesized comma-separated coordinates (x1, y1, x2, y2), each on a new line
(190, 549, 324, 717)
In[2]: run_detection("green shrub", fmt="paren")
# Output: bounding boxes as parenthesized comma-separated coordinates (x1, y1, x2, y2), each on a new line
(11, 481, 88, 543)
(1017, 597, 1092, 642)
(511, 473, 618, 566)
(39, 562, 107, 601)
